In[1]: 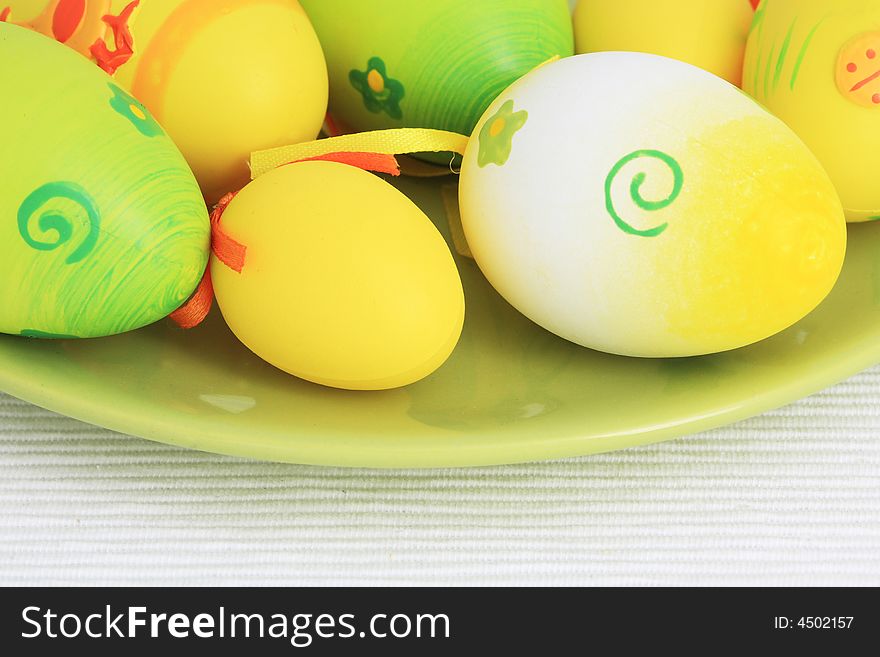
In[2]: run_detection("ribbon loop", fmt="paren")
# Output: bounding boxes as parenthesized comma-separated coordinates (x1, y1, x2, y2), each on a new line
(250, 128, 469, 179)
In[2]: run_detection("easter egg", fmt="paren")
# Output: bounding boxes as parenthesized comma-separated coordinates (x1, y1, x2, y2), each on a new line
(0, 24, 209, 339)
(459, 53, 847, 358)
(573, 0, 755, 86)
(211, 162, 465, 391)
(299, 0, 573, 139)
(3, 0, 329, 203)
(744, 0, 880, 222)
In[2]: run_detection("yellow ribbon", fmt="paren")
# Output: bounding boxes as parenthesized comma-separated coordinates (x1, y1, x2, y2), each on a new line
(250, 128, 470, 179)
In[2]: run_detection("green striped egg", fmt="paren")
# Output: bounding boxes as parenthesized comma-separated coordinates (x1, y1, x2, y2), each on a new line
(300, 0, 574, 138)
(1, 24, 210, 339)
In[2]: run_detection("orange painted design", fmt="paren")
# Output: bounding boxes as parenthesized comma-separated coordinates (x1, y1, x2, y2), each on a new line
(51, 0, 86, 43)
(0, 7, 10, 21)
(3, 0, 140, 75)
(169, 268, 214, 329)
(211, 191, 247, 274)
(837, 31, 880, 108)
(851, 69, 880, 93)
(90, 0, 139, 75)
(7, 1, 108, 57)
(293, 152, 401, 177)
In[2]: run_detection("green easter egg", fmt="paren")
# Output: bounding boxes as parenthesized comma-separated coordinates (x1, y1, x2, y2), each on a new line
(0, 24, 210, 339)
(301, 0, 574, 137)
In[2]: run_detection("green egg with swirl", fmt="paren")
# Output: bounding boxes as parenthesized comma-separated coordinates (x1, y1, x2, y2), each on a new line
(0, 24, 210, 339)
(300, 0, 573, 150)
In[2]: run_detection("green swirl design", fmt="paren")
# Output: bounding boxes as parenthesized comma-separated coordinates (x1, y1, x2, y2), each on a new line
(604, 150, 684, 238)
(17, 182, 101, 265)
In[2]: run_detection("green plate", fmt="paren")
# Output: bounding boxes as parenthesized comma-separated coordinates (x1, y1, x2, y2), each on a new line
(2, 177, 879, 467)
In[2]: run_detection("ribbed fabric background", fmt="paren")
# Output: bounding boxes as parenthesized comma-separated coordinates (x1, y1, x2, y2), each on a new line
(2, 366, 879, 587)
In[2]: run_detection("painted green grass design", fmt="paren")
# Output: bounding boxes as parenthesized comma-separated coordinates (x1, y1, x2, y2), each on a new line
(749, 0, 767, 39)
(790, 20, 825, 91)
(750, 9, 829, 100)
(749, 5, 769, 97)
(752, 44, 764, 92)
(763, 42, 776, 99)
(773, 19, 797, 92)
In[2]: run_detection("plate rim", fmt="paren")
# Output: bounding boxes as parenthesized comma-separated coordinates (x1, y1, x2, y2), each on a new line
(2, 342, 876, 468)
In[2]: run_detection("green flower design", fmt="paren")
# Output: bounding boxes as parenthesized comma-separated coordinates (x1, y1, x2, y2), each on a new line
(349, 57, 405, 120)
(477, 100, 528, 168)
(108, 83, 163, 138)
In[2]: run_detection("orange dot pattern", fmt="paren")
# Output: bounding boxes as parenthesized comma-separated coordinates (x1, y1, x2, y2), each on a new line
(837, 31, 880, 108)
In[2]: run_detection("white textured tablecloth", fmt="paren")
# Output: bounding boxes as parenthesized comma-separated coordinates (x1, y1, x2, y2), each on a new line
(2, 366, 879, 587)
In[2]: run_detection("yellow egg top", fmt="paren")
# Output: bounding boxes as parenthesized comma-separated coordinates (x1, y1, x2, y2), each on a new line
(744, 0, 880, 222)
(574, 0, 754, 85)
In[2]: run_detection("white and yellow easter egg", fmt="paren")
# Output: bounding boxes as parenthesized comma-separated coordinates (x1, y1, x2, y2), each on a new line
(211, 161, 465, 391)
(744, 0, 880, 222)
(3, 0, 329, 204)
(459, 53, 847, 358)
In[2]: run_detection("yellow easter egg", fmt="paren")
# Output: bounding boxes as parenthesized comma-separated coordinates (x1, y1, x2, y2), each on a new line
(459, 53, 847, 358)
(573, 0, 754, 85)
(211, 162, 465, 391)
(3, 0, 329, 204)
(744, 0, 880, 222)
